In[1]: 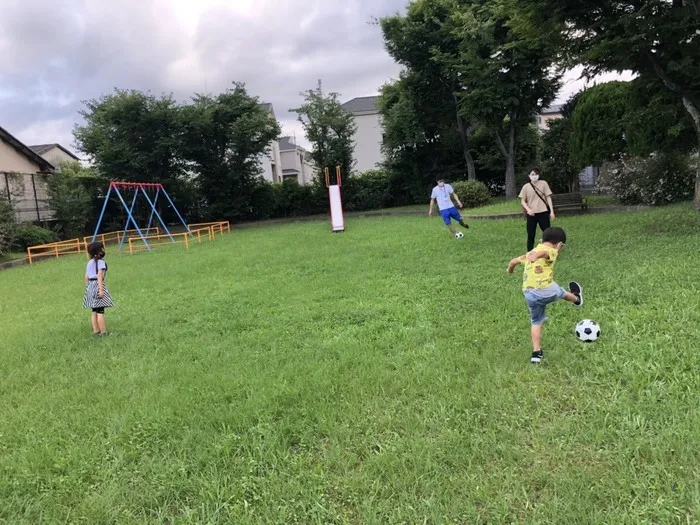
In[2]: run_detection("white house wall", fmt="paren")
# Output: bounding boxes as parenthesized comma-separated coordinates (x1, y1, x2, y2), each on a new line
(352, 113, 384, 174)
(259, 152, 274, 182)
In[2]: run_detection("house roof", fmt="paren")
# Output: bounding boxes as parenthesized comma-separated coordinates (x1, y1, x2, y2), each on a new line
(279, 136, 311, 154)
(0, 125, 55, 172)
(29, 143, 80, 161)
(341, 96, 380, 114)
(541, 104, 563, 115)
(279, 136, 296, 151)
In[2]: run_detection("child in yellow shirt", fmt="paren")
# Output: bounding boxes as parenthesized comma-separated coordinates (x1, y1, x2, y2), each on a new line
(507, 227, 583, 363)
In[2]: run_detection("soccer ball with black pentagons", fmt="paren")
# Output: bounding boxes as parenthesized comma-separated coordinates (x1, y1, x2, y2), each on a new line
(455, 231, 464, 239)
(575, 319, 600, 343)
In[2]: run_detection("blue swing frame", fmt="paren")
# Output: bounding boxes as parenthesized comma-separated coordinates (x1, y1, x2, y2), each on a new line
(91, 182, 191, 251)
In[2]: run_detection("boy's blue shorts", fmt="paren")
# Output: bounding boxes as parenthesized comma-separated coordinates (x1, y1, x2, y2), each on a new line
(524, 284, 567, 325)
(440, 206, 461, 225)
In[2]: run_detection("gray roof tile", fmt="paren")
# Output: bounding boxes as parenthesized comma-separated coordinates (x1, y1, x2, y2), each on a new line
(341, 96, 380, 114)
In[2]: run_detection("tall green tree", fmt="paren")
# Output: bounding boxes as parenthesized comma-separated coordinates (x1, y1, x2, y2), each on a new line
(624, 76, 697, 157)
(569, 81, 630, 168)
(378, 72, 465, 199)
(441, 0, 562, 198)
(292, 84, 356, 182)
(381, 0, 478, 180)
(541, 118, 580, 193)
(47, 162, 97, 239)
(517, 0, 700, 207)
(74, 89, 183, 183)
(179, 83, 281, 221)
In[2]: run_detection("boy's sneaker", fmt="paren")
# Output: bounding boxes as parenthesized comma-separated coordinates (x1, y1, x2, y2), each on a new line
(530, 350, 544, 364)
(568, 281, 583, 308)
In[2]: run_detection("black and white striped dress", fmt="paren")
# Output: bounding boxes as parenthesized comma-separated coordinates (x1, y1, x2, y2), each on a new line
(83, 259, 114, 309)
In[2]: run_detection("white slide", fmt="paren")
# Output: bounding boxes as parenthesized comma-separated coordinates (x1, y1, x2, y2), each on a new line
(328, 185, 345, 232)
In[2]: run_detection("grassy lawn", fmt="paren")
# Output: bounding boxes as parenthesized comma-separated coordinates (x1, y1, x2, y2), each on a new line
(383, 195, 618, 217)
(1, 204, 698, 523)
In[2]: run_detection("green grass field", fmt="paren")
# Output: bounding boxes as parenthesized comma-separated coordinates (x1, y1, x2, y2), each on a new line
(1, 205, 699, 524)
(384, 195, 618, 217)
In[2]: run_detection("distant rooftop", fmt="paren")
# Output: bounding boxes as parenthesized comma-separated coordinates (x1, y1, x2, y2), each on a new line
(29, 143, 80, 161)
(341, 96, 380, 114)
(279, 136, 310, 153)
(279, 136, 296, 151)
(542, 104, 563, 114)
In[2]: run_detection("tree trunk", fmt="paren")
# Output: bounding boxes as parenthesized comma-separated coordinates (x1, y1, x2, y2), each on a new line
(453, 93, 476, 180)
(681, 95, 700, 210)
(505, 120, 517, 199)
(495, 114, 518, 198)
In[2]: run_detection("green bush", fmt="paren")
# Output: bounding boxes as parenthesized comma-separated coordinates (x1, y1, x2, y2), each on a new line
(272, 179, 324, 217)
(0, 198, 16, 257)
(598, 152, 695, 205)
(451, 180, 491, 209)
(12, 225, 56, 251)
(342, 169, 392, 211)
(46, 172, 92, 239)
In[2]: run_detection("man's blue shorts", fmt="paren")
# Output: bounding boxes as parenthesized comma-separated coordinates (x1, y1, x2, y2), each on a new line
(440, 206, 462, 225)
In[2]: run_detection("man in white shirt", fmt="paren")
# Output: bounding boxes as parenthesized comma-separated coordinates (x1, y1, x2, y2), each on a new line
(428, 178, 469, 237)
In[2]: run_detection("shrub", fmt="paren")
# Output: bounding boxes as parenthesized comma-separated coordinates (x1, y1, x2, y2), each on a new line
(12, 225, 55, 251)
(451, 180, 491, 209)
(247, 181, 278, 221)
(0, 198, 16, 257)
(272, 179, 323, 217)
(47, 172, 92, 239)
(598, 152, 695, 205)
(342, 169, 392, 211)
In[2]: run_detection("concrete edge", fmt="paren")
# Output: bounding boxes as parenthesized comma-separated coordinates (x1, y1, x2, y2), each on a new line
(0, 257, 30, 271)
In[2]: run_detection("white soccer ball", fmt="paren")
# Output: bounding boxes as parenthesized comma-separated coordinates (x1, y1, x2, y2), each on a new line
(455, 231, 464, 239)
(575, 319, 600, 343)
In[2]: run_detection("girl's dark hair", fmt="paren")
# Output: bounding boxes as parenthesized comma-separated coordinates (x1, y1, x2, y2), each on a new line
(87, 242, 104, 274)
(87, 242, 104, 258)
(542, 227, 566, 244)
(532, 167, 541, 175)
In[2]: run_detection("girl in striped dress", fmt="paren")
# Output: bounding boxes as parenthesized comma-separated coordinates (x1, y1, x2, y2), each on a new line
(83, 241, 114, 335)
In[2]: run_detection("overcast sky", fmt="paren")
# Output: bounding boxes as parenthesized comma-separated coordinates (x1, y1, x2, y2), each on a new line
(0, 0, 631, 157)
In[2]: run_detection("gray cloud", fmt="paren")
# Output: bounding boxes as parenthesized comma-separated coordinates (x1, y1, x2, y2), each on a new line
(0, 0, 407, 153)
(1, 0, 623, 157)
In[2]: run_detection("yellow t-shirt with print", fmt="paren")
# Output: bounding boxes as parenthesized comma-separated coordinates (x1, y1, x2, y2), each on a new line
(521, 243, 559, 290)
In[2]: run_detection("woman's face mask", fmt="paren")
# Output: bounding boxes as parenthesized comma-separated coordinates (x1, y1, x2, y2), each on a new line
(98, 250, 105, 258)
(529, 173, 539, 182)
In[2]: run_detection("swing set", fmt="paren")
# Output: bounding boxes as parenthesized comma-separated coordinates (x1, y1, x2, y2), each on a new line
(25, 180, 230, 264)
(90, 181, 191, 252)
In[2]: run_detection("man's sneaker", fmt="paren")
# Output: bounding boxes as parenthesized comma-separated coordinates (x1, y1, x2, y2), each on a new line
(568, 281, 583, 308)
(531, 350, 544, 364)
(460, 221, 470, 229)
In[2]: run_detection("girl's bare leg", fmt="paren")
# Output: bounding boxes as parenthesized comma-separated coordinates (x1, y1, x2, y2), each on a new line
(96, 314, 107, 334)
